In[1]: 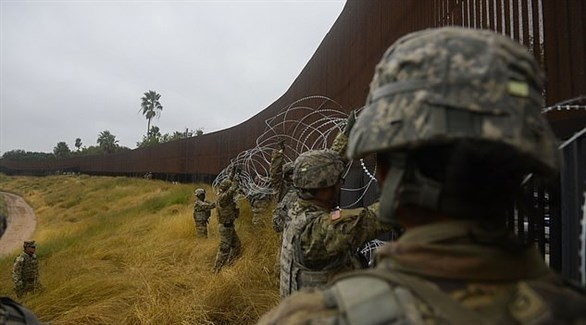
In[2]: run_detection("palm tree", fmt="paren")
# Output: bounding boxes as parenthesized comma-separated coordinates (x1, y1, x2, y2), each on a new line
(139, 90, 163, 137)
(74, 138, 83, 151)
(97, 130, 119, 154)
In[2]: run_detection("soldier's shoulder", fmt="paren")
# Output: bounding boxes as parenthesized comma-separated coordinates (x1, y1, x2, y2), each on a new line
(257, 289, 338, 324)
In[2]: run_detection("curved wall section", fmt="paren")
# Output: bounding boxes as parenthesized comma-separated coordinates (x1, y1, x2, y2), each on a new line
(1, 0, 584, 178)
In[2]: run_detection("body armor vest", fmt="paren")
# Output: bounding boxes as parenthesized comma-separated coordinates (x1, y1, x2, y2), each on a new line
(15, 253, 38, 281)
(279, 201, 352, 297)
(193, 199, 213, 221)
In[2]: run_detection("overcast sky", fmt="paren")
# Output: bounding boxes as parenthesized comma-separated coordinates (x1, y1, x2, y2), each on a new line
(0, 0, 345, 154)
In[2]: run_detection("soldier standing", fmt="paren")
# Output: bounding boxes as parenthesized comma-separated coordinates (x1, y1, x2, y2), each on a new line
(193, 188, 215, 238)
(12, 241, 42, 298)
(250, 191, 271, 226)
(259, 27, 586, 324)
(279, 149, 393, 298)
(212, 171, 242, 274)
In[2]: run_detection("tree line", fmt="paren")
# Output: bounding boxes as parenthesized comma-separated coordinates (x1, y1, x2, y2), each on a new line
(2, 90, 204, 161)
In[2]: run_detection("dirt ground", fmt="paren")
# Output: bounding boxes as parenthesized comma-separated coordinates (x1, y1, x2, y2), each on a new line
(0, 192, 36, 257)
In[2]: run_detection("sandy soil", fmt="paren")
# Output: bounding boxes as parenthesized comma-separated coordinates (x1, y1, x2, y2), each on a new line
(0, 192, 36, 257)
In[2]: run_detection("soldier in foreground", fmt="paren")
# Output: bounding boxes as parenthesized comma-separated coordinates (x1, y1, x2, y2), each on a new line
(259, 27, 586, 323)
(212, 169, 242, 274)
(12, 241, 42, 298)
(193, 188, 215, 238)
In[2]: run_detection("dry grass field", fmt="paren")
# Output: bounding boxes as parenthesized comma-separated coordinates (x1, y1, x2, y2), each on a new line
(0, 173, 280, 324)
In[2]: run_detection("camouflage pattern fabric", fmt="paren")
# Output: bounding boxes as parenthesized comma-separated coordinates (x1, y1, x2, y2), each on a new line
(271, 188, 297, 233)
(213, 180, 241, 273)
(346, 27, 559, 174)
(249, 193, 271, 226)
(292, 150, 346, 190)
(329, 132, 349, 159)
(269, 148, 285, 192)
(279, 199, 392, 297)
(12, 252, 41, 298)
(193, 197, 215, 238)
(272, 188, 298, 278)
(212, 223, 242, 274)
(216, 181, 239, 224)
(259, 221, 586, 324)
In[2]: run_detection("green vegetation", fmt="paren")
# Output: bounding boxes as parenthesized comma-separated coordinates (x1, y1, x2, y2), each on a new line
(0, 174, 280, 324)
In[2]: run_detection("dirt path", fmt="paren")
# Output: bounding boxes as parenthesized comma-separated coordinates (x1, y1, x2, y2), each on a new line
(0, 192, 36, 257)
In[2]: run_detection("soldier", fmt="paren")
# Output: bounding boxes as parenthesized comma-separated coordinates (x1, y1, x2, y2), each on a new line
(258, 27, 586, 324)
(279, 149, 393, 298)
(0, 296, 42, 324)
(272, 161, 295, 234)
(249, 191, 271, 226)
(193, 188, 215, 238)
(212, 171, 242, 274)
(271, 161, 296, 277)
(12, 241, 42, 298)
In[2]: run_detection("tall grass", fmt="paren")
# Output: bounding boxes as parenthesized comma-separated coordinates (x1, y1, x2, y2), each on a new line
(0, 174, 280, 324)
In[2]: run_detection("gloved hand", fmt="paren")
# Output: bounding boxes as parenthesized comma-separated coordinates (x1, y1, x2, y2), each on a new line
(343, 110, 357, 137)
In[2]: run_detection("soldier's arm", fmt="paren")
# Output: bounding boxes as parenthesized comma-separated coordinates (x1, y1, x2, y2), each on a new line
(272, 203, 287, 233)
(329, 110, 356, 158)
(269, 144, 285, 189)
(12, 256, 24, 284)
(300, 205, 390, 267)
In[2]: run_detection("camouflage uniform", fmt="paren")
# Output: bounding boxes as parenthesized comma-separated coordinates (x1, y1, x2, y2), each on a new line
(213, 179, 241, 273)
(250, 192, 272, 226)
(261, 221, 586, 324)
(272, 161, 296, 233)
(279, 150, 392, 298)
(12, 241, 41, 298)
(258, 27, 586, 324)
(193, 188, 215, 238)
(269, 147, 285, 198)
(280, 199, 390, 298)
(272, 187, 296, 234)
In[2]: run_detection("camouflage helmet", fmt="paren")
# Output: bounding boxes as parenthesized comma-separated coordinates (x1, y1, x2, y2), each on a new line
(293, 150, 345, 189)
(23, 241, 36, 248)
(347, 27, 560, 174)
(282, 162, 294, 177)
(219, 179, 232, 191)
(194, 188, 205, 196)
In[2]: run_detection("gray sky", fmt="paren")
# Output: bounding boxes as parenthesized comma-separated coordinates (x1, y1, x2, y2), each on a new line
(0, 0, 345, 154)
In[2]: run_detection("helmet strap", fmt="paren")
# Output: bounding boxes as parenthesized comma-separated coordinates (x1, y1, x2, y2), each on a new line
(378, 155, 406, 225)
(399, 167, 442, 211)
(379, 154, 443, 225)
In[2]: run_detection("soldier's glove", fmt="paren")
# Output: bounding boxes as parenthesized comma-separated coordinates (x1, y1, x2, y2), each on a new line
(343, 110, 357, 137)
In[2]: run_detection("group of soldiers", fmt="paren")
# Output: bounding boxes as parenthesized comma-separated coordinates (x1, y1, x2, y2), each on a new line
(192, 167, 242, 274)
(257, 27, 586, 323)
(5, 27, 586, 323)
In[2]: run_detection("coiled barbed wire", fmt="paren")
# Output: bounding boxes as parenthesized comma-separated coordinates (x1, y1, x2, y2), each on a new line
(212, 96, 377, 208)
